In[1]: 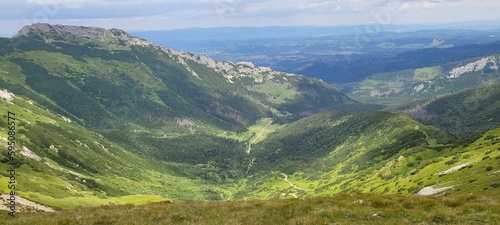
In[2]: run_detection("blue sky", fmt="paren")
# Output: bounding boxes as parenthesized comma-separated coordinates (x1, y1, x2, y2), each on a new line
(1, 0, 500, 36)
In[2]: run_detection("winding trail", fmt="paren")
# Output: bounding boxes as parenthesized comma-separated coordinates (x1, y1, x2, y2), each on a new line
(245, 119, 272, 174)
(0, 194, 55, 212)
(246, 119, 272, 154)
(281, 173, 309, 192)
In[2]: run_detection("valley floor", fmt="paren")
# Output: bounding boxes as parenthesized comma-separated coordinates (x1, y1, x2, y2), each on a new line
(2, 192, 499, 225)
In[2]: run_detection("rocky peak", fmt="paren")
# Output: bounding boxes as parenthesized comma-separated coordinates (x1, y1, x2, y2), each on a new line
(14, 23, 152, 46)
(158, 45, 290, 83)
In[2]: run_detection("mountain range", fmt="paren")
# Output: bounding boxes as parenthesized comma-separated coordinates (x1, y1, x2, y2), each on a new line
(133, 27, 500, 85)
(0, 23, 499, 213)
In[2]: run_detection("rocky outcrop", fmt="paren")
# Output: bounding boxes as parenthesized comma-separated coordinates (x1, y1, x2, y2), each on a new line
(0, 89, 15, 104)
(448, 57, 499, 78)
(14, 23, 152, 46)
(20, 146, 41, 161)
(416, 186, 454, 196)
(158, 45, 295, 83)
(436, 163, 471, 175)
(14, 23, 297, 84)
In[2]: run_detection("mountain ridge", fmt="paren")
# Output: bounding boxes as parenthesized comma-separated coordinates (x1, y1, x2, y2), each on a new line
(14, 23, 152, 46)
(0, 24, 368, 206)
(2, 23, 363, 133)
(0, 23, 498, 211)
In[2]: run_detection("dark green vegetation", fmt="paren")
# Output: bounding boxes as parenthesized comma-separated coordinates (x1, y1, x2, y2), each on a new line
(2, 24, 362, 133)
(3, 192, 500, 225)
(238, 112, 500, 199)
(395, 83, 500, 138)
(0, 23, 363, 206)
(0, 23, 499, 217)
(0, 89, 216, 206)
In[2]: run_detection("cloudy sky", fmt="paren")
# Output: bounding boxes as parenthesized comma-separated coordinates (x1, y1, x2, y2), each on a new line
(1, 0, 500, 36)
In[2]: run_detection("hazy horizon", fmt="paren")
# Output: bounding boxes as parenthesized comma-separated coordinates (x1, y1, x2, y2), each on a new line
(2, 0, 500, 37)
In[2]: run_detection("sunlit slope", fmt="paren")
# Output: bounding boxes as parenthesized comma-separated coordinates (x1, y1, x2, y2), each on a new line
(0, 23, 368, 207)
(0, 93, 230, 209)
(240, 111, 499, 198)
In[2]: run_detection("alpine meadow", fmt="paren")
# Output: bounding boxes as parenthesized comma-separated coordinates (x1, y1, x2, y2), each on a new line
(0, 22, 499, 225)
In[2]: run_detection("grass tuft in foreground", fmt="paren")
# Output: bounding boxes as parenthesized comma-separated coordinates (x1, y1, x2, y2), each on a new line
(2, 192, 499, 225)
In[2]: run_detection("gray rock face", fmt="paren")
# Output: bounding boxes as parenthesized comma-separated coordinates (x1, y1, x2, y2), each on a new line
(158, 45, 296, 83)
(448, 57, 499, 78)
(13, 23, 298, 84)
(14, 23, 152, 46)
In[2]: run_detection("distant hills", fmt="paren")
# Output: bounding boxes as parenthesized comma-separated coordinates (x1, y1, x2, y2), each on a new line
(298, 41, 500, 83)
(341, 54, 500, 101)
(133, 26, 500, 88)
(132, 20, 500, 45)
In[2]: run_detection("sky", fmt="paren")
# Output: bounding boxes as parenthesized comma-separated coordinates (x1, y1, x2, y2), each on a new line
(1, 0, 500, 37)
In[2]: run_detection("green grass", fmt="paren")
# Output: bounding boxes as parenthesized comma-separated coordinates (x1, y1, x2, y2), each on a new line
(239, 111, 499, 199)
(2, 192, 499, 225)
(13, 192, 170, 209)
(359, 79, 403, 90)
(350, 96, 417, 110)
(0, 94, 237, 206)
(413, 66, 443, 82)
(0, 59, 25, 84)
(1, 27, 499, 221)
(248, 81, 300, 105)
(2, 93, 498, 210)
(222, 118, 285, 144)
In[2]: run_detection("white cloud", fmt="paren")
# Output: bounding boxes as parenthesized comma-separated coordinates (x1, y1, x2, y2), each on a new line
(415, 1, 436, 9)
(398, 3, 411, 10)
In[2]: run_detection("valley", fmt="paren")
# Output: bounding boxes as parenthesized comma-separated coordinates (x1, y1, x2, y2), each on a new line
(0, 23, 499, 224)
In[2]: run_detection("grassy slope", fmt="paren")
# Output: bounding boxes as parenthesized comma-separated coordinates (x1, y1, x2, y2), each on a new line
(1, 31, 363, 134)
(6, 87, 498, 210)
(0, 94, 229, 209)
(239, 111, 500, 199)
(0, 28, 372, 208)
(2, 192, 499, 225)
(0, 26, 498, 217)
(395, 82, 500, 138)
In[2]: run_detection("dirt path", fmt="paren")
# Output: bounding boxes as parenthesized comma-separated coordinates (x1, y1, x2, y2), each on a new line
(246, 119, 272, 154)
(281, 173, 309, 192)
(0, 194, 56, 212)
